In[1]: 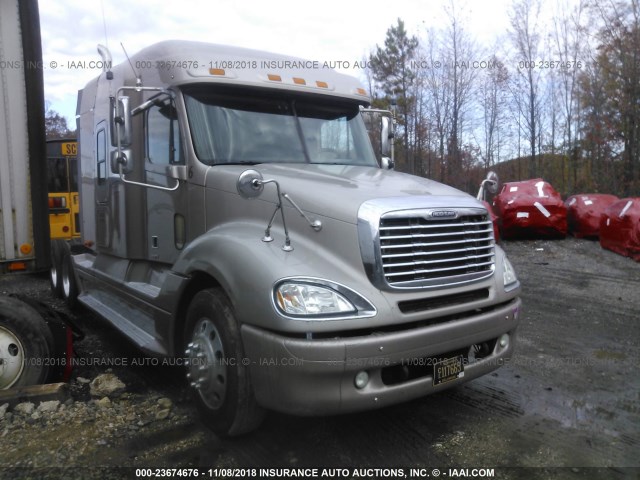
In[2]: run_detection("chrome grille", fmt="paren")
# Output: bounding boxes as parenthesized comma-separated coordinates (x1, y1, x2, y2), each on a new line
(379, 213, 495, 288)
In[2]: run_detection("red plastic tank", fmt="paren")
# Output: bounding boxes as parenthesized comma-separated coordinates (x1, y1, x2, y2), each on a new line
(494, 179, 567, 239)
(565, 194, 619, 238)
(599, 198, 640, 261)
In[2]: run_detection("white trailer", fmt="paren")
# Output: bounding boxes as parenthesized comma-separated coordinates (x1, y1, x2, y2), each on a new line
(0, 0, 49, 273)
(0, 0, 71, 390)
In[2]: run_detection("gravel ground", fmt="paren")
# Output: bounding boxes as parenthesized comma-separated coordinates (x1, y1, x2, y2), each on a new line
(0, 275, 215, 477)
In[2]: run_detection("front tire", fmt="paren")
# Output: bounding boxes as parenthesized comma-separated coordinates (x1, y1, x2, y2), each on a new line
(184, 288, 265, 436)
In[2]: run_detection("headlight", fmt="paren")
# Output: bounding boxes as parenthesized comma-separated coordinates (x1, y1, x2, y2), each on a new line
(276, 283, 356, 316)
(503, 255, 519, 290)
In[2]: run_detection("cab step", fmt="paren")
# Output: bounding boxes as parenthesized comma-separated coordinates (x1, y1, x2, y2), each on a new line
(78, 290, 168, 356)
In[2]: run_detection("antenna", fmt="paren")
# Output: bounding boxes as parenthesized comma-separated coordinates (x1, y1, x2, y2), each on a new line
(121, 42, 141, 87)
(98, 0, 113, 80)
(100, 0, 109, 50)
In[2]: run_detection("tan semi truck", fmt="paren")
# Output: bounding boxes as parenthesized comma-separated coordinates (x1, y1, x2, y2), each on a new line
(65, 41, 521, 435)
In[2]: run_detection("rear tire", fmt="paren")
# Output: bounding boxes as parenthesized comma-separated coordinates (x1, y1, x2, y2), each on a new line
(0, 296, 53, 389)
(49, 240, 64, 298)
(184, 288, 265, 436)
(61, 252, 79, 310)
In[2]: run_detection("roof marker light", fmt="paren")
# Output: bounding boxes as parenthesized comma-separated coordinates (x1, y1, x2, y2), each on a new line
(356, 88, 367, 96)
(316, 81, 328, 88)
(267, 74, 282, 82)
(293, 77, 306, 85)
(209, 68, 226, 76)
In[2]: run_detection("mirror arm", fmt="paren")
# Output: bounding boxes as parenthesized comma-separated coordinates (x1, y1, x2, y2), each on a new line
(238, 170, 321, 251)
(282, 193, 322, 231)
(258, 179, 293, 251)
(111, 85, 179, 191)
(477, 178, 497, 201)
(118, 163, 180, 192)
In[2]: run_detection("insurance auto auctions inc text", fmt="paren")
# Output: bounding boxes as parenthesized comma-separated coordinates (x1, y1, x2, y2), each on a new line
(221, 467, 496, 478)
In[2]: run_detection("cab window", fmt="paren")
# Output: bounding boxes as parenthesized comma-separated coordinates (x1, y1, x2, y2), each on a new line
(146, 100, 182, 165)
(97, 128, 106, 185)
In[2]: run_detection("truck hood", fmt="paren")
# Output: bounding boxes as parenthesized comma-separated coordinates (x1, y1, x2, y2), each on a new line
(210, 163, 481, 224)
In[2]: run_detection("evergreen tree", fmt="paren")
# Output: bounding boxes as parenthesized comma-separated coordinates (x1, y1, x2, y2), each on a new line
(369, 19, 419, 174)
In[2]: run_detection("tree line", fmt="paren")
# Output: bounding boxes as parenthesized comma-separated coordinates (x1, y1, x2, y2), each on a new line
(366, 0, 639, 197)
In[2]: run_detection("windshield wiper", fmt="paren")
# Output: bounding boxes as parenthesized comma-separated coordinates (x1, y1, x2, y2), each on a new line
(222, 161, 262, 166)
(291, 99, 311, 164)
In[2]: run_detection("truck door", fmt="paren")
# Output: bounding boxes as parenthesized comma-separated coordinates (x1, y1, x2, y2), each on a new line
(143, 98, 187, 264)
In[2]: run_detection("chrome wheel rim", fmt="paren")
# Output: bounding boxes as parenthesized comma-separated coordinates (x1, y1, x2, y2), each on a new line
(0, 325, 25, 389)
(185, 318, 227, 410)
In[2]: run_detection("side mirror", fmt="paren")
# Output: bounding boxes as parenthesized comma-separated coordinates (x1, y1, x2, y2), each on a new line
(237, 169, 264, 199)
(485, 171, 499, 194)
(110, 149, 133, 174)
(381, 116, 392, 157)
(110, 95, 132, 147)
(381, 157, 394, 170)
(477, 171, 500, 201)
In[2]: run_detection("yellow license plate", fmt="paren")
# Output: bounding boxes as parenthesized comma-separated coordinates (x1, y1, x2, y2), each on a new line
(433, 355, 464, 386)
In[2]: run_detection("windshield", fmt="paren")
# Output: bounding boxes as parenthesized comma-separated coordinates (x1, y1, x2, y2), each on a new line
(183, 87, 378, 167)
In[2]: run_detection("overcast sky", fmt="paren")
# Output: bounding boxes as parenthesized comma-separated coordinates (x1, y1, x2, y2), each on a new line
(39, 0, 520, 124)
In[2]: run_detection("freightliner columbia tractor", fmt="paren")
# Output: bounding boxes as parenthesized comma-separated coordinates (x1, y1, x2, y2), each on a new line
(63, 41, 521, 435)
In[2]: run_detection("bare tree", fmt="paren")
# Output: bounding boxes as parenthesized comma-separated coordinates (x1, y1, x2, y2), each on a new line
(478, 55, 510, 169)
(411, 64, 430, 177)
(360, 0, 638, 195)
(421, 29, 452, 183)
(509, 0, 545, 178)
(587, 0, 640, 195)
(360, 53, 377, 104)
(443, 2, 479, 188)
(578, 59, 617, 192)
(44, 101, 74, 139)
(551, 0, 588, 191)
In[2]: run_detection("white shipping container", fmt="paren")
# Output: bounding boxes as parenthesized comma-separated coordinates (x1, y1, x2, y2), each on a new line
(0, 0, 48, 272)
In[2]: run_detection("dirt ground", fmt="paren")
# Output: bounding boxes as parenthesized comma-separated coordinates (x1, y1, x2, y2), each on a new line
(0, 237, 638, 480)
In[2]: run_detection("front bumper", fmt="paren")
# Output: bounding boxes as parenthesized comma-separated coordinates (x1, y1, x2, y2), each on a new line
(241, 297, 521, 415)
